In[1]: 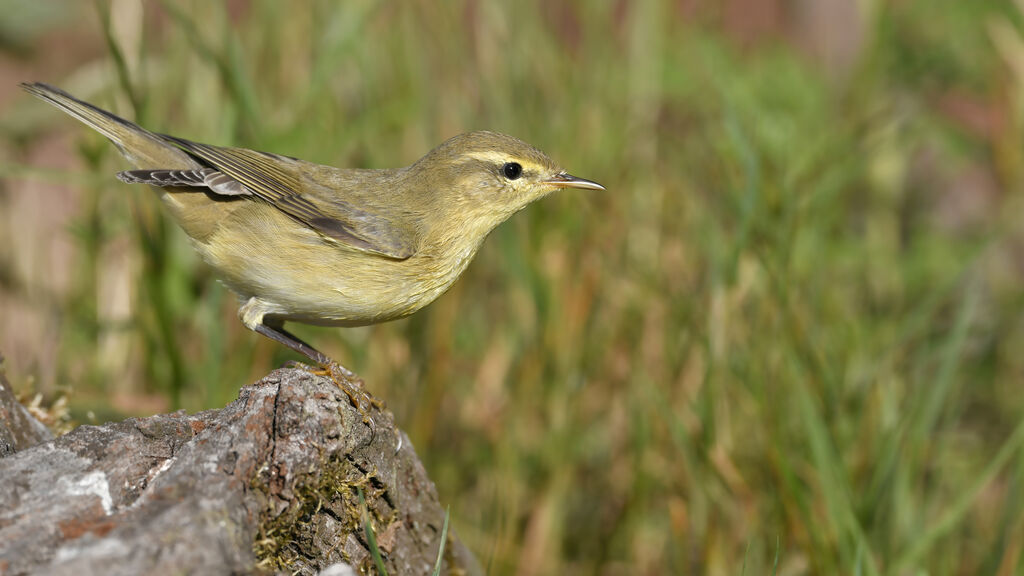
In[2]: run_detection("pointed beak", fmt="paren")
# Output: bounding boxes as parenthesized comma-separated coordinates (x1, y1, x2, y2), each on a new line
(542, 172, 605, 191)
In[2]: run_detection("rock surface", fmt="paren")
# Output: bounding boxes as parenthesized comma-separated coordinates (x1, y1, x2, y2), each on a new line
(0, 366, 480, 576)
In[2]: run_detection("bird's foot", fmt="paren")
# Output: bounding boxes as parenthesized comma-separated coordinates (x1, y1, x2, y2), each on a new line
(285, 360, 384, 431)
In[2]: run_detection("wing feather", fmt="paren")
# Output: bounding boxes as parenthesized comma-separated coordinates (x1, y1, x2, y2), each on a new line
(146, 135, 416, 260)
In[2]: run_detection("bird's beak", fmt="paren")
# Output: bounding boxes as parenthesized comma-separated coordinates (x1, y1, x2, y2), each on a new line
(543, 172, 605, 190)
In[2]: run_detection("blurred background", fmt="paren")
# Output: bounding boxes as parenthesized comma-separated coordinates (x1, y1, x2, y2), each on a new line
(1, 0, 1023, 574)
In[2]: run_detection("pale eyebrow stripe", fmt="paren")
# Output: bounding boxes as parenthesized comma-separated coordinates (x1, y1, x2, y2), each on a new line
(462, 151, 512, 164)
(459, 151, 544, 172)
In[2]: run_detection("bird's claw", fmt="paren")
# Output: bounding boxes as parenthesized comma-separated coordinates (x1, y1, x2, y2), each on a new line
(316, 361, 384, 440)
(282, 359, 381, 440)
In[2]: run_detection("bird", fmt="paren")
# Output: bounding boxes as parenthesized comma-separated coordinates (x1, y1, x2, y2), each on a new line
(21, 82, 604, 378)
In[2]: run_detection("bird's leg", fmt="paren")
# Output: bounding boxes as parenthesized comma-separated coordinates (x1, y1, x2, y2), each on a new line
(239, 298, 381, 421)
(253, 322, 330, 367)
(254, 321, 384, 425)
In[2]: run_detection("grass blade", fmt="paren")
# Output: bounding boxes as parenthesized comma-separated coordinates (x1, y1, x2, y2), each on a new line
(431, 506, 450, 576)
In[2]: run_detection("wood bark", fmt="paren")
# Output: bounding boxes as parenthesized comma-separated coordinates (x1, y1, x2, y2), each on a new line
(0, 363, 480, 576)
(0, 354, 53, 457)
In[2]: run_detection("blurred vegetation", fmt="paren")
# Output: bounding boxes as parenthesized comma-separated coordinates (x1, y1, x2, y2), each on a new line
(2, 0, 1024, 574)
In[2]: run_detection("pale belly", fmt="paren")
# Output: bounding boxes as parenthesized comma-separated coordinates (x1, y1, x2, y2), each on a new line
(192, 203, 479, 327)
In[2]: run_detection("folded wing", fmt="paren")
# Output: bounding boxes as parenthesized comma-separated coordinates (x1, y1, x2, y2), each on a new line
(122, 137, 417, 260)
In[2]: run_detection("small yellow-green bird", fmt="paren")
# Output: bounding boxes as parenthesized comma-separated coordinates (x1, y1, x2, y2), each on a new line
(22, 82, 603, 373)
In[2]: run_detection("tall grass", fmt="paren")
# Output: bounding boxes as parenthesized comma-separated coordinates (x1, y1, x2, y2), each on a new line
(2, 0, 1023, 573)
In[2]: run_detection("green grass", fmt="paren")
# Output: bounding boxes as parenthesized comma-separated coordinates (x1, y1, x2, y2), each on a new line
(2, 0, 1024, 574)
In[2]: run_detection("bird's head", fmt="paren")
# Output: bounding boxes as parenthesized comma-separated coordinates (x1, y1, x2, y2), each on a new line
(411, 131, 603, 234)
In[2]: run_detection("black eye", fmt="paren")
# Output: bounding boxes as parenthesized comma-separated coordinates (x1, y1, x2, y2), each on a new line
(502, 162, 523, 180)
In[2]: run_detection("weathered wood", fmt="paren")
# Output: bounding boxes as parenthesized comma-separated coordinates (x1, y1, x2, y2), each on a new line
(0, 354, 53, 457)
(0, 366, 480, 576)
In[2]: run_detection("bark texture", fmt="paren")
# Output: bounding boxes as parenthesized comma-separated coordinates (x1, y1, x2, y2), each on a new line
(0, 366, 480, 576)
(0, 355, 53, 457)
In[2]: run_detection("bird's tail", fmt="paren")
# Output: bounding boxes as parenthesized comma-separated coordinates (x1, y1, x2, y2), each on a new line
(20, 82, 198, 170)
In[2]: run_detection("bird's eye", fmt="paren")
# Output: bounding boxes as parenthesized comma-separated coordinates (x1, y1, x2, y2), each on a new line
(502, 162, 523, 180)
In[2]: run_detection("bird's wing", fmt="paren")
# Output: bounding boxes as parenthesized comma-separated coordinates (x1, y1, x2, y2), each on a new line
(131, 136, 417, 260)
(118, 168, 254, 196)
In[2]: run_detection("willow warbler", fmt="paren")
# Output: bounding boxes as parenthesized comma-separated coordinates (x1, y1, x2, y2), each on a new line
(22, 82, 603, 371)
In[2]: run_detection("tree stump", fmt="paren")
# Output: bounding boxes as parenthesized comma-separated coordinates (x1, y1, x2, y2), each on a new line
(0, 353, 53, 457)
(0, 364, 481, 576)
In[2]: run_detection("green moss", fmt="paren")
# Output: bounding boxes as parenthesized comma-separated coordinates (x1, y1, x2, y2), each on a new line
(252, 455, 392, 574)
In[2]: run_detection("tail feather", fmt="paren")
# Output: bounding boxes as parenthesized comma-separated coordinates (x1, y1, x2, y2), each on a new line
(20, 82, 145, 146)
(20, 82, 200, 170)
